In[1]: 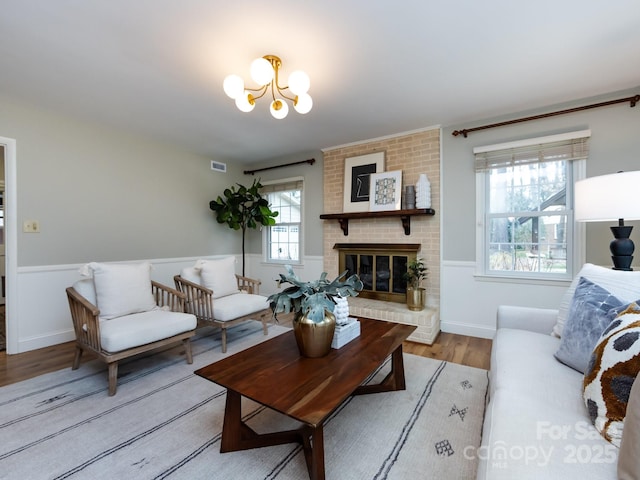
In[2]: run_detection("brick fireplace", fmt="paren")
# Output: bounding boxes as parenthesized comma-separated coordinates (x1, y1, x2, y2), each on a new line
(334, 243, 420, 303)
(322, 128, 441, 344)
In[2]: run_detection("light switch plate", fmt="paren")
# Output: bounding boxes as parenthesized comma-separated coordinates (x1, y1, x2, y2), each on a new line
(23, 220, 40, 233)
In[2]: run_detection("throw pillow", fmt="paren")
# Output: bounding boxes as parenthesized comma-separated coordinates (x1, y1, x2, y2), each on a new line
(198, 257, 240, 299)
(553, 263, 640, 338)
(583, 304, 640, 446)
(618, 376, 640, 480)
(554, 277, 623, 373)
(84, 262, 156, 320)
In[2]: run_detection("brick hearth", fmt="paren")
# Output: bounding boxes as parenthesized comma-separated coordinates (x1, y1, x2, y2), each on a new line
(348, 296, 440, 344)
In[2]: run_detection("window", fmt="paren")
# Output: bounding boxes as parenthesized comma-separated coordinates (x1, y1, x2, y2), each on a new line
(262, 178, 303, 263)
(475, 131, 590, 279)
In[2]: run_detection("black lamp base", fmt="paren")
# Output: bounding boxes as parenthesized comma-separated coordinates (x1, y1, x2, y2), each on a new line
(610, 224, 634, 271)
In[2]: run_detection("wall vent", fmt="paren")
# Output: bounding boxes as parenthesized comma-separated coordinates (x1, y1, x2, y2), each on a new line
(211, 160, 227, 173)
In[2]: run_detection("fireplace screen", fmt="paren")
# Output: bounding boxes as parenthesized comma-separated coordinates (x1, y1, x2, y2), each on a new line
(335, 243, 420, 303)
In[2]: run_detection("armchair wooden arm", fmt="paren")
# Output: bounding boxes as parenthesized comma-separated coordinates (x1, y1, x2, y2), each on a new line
(151, 280, 186, 312)
(66, 286, 102, 357)
(173, 275, 215, 323)
(235, 274, 262, 294)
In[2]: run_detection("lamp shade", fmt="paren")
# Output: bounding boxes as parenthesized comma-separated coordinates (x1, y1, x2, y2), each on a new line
(575, 170, 640, 222)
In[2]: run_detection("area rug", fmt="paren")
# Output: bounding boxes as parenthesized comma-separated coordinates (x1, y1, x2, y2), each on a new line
(0, 321, 489, 480)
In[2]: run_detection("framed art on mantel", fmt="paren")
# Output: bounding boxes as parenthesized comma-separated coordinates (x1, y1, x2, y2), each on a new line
(369, 170, 402, 212)
(342, 152, 385, 213)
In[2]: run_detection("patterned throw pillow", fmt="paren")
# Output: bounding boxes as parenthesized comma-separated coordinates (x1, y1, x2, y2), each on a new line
(583, 303, 640, 446)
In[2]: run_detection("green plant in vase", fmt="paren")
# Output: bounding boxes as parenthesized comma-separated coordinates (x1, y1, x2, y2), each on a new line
(403, 258, 428, 311)
(268, 265, 363, 357)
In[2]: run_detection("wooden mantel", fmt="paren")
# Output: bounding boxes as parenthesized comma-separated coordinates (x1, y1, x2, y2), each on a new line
(320, 208, 435, 236)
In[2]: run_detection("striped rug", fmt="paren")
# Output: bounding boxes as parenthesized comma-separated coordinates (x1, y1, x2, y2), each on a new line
(0, 321, 488, 480)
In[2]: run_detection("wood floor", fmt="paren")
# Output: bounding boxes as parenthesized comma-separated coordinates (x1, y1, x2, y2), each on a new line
(0, 321, 492, 388)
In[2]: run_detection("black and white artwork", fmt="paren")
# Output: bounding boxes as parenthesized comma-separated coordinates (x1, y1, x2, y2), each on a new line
(342, 152, 385, 212)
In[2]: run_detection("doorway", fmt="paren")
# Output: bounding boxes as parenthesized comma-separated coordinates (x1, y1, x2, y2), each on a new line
(0, 138, 16, 353)
(0, 145, 4, 351)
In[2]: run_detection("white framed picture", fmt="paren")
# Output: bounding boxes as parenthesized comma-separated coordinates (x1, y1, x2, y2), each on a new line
(342, 152, 385, 212)
(369, 170, 402, 211)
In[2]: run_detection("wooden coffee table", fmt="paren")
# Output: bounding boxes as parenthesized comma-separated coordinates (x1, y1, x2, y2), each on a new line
(194, 318, 416, 480)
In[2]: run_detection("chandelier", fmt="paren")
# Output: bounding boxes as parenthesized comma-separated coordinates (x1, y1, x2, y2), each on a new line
(223, 55, 312, 119)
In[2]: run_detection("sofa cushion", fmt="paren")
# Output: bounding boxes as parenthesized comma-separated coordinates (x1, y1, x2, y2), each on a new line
(213, 292, 269, 322)
(618, 375, 640, 480)
(84, 262, 156, 320)
(491, 328, 583, 409)
(477, 388, 618, 480)
(197, 257, 240, 299)
(554, 277, 622, 373)
(554, 263, 640, 338)
(583, 305, 640, 446)
(100, 310, 196, 353)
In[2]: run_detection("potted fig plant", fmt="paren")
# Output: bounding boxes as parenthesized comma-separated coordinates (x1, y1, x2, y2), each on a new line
(209, 178, 278, 276)
(268, 265, 363, 357)
(403, 258, 428, 311)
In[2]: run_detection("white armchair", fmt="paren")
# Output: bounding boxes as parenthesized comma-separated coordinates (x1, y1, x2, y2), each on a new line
(174, 257, 271, 353)
(66, 262, 197, 396)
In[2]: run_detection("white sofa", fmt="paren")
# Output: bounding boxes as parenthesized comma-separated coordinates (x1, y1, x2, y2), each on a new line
(477, 264, 640, 479)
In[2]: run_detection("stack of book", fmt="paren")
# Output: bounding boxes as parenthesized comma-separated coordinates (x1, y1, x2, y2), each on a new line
(331, 317, 360, 349)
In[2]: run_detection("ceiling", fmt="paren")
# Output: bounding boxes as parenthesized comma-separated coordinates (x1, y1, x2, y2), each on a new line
(2, 1, 639, 164)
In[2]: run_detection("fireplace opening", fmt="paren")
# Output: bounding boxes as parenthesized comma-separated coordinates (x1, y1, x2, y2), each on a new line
(334, 243, 420, 303)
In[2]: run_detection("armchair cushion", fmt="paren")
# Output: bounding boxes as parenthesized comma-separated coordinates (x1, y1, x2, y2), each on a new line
(72, 278, 97, 306)
(100, 309, 197, 353)
(213, 292, 270, 322)
(180, 266, 202, 285)
(83, 262, 156, 320)
(197, 257, 240, 299)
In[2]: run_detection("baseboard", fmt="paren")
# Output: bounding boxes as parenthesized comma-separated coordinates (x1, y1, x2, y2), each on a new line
(18, 330, 76, 352)
(441, 321, 495, 339)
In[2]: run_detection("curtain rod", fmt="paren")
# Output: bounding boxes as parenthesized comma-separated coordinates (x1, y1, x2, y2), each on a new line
(244, 158, 315, 175)
(452, 94, 639, 138)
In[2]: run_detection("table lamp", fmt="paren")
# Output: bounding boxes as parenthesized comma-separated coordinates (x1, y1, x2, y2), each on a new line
(574, 170, 640, 271)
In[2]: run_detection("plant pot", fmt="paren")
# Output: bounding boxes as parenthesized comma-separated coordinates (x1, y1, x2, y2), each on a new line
(406, 287, 426, 311)
(292, 310, 336, 358)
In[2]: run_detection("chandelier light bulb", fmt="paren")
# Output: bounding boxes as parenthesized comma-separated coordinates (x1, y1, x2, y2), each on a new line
(223, 74, 244, 99)
(235, 92, 255, 112)
(270, 99, 289, 119)
(288, 70, 310, 95)
(294, 93, 313, 114)
(250, 57, 274, 86)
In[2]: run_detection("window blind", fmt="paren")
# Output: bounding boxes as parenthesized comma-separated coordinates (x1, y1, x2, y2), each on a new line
(260, 179, 303, 194)
(474, 132, 590, 172)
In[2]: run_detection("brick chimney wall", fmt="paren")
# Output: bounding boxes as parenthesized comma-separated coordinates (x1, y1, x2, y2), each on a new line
(322, 128, 440, 303)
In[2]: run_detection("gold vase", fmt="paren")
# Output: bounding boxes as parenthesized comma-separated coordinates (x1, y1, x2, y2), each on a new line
(292, 310, 336, 358)
(406, 287, 426, 311)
